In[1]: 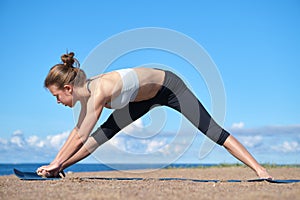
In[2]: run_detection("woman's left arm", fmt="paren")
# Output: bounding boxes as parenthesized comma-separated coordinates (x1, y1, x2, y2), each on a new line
(38, 95, 105, 173)
(56, 104, 103, 166)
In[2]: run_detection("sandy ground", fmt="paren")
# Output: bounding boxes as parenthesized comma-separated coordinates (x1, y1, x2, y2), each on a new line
(1, 167, 300, 200)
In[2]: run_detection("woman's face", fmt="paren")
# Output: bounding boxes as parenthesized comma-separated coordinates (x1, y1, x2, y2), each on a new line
(48, 85, 74, 107)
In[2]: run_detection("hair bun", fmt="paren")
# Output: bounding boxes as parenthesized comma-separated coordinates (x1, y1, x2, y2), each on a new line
(61, 52, 75, 67)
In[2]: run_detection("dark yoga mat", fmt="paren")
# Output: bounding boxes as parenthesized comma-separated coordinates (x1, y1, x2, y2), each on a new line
(14, 168, 63, 180)
(14, 168, 300, 183)
(79, 177, 300, 184)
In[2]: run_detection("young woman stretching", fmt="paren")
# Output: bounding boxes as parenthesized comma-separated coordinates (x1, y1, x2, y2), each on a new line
(37, 52, 272, 179)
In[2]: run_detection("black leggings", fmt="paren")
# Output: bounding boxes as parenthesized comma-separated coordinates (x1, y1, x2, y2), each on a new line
(91, 70, 230, 146)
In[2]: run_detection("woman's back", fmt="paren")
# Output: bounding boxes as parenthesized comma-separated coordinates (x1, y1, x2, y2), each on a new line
(89, 68, 165, 108)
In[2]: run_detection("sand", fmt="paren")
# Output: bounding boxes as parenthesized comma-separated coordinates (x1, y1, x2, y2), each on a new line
(1, 167, 300, 200)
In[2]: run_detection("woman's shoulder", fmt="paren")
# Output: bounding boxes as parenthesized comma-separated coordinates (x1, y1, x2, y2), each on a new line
(89, 71, 122, 96)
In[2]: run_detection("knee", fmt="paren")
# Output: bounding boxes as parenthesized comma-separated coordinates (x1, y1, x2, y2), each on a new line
(91, 126, 118, 144)
(204, 120, 230, 146)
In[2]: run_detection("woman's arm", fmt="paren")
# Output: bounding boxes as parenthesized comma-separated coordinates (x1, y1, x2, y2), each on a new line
(38, 95, 105, 174)
(60, 133, 108, 170)
(49, 95, 88, 166)
(60, 137, 97, 170)
(49, 127, 80, 166)
(54, 106, 103, 166)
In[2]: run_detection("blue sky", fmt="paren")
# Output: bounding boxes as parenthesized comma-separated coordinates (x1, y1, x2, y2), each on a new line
(0, 0, 299, 164)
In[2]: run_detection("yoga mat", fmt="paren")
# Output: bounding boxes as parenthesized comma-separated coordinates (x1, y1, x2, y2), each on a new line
(14, 168, 300, 183)
(79, 177, 300, 184)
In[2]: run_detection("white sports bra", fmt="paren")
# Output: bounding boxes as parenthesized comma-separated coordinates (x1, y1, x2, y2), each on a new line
(87, 69, 139, 109)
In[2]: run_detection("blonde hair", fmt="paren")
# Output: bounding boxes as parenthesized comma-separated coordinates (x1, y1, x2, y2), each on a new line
(44, 52, 86, 89)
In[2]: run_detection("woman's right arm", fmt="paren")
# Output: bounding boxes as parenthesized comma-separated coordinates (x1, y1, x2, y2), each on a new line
(50, 127, 81, 166)
(60, 134, 107, 170)
(49, 100, 88, 166)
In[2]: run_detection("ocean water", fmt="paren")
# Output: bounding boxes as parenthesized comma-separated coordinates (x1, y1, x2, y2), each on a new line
(0, 163, 216, 176)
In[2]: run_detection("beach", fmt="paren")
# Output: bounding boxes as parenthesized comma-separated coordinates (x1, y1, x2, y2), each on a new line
(1, 166, 300, 200)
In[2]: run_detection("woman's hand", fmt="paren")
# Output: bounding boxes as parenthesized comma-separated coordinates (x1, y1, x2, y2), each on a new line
(36, 161, 62, 178)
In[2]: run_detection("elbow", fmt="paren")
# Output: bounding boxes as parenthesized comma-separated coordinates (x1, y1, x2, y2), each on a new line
(75, 135, 89, 148)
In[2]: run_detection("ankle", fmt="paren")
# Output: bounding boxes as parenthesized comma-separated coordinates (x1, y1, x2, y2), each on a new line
(255, 165, 265, 174)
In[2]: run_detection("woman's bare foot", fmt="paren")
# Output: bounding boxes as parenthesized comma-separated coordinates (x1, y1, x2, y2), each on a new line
(256, 167, 273, 179)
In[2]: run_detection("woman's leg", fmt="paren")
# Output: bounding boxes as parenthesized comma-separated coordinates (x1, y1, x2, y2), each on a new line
(163, 71, 229, 145)
(171, 90, 271, 178)
(91, 100, 157, 144)
(163, 70, 272, 178)
(223, 135, 272, 179)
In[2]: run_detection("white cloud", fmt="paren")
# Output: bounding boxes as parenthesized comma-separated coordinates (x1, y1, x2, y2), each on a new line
(0, 138, 8, 145)
(159, 143, 187, 157)
(237, 135, 263, 148)
(142, 139, 167, 153)
(46, 131, 69, 150)
(229, 124, 300, 136)
(231, 122, 245, 129)
(1, 123, 300, 163)
(108, 136, 126, 151)
(10, 130, 26, 148)
(26, 136, 45, 148)
(0, 130, 71, 163)
(26, 135, 39, 145)
(272, 141, 300, 153)
(5, 130, 70, 150)
(13, 130, 22, 135)
(108, 134, 169, 154)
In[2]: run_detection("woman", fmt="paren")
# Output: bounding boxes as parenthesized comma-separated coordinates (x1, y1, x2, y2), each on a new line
(37, 52, 272, 179)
